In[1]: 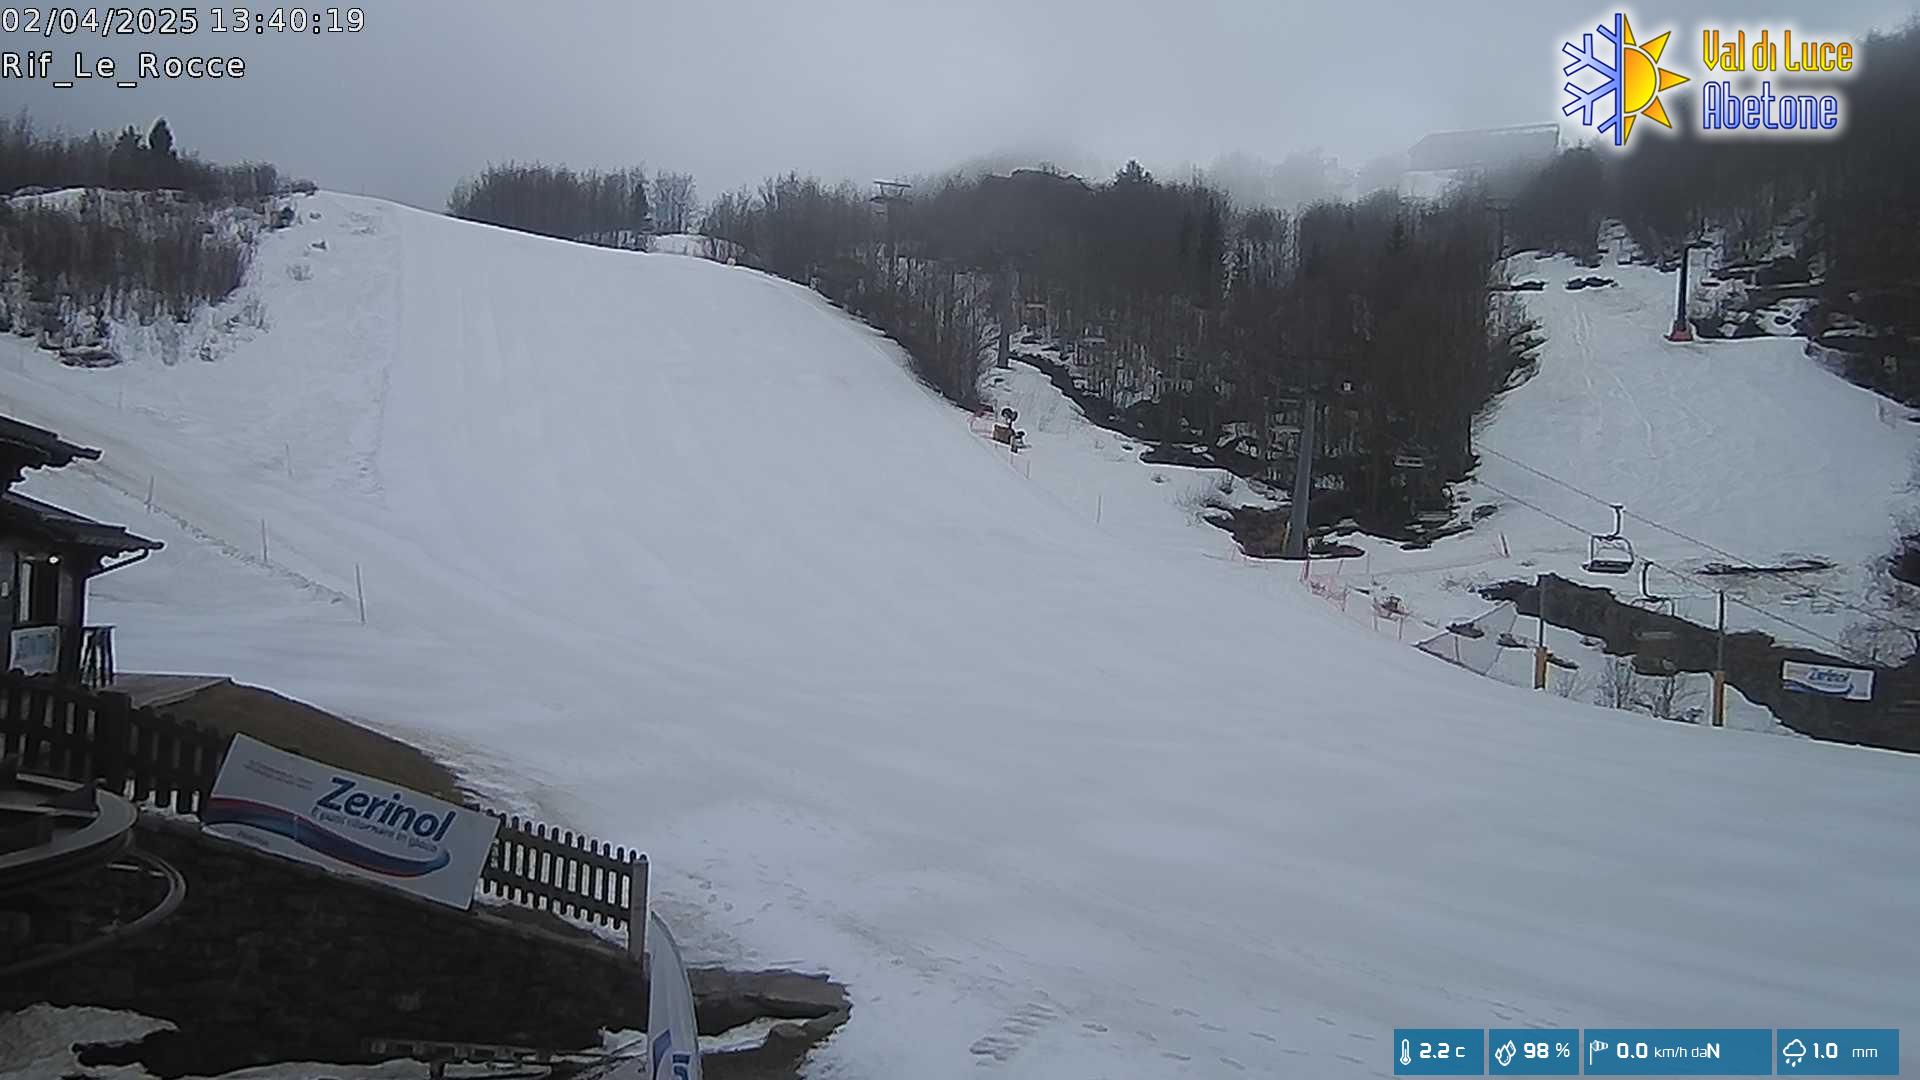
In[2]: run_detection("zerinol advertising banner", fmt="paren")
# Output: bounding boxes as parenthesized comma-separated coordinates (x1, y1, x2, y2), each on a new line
(203, 733, 499, 910)
(1782, 661, 1874, 702)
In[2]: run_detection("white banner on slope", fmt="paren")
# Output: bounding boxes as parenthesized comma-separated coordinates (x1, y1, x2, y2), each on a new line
(648, 910, 704, 1080)
(202, 734, 498, 910)
(1782, 660, 1874, 701)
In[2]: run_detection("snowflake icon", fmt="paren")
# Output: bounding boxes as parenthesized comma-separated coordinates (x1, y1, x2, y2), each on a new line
(1563, 14, 1625, 142)
(1563, 12, 1690, 146)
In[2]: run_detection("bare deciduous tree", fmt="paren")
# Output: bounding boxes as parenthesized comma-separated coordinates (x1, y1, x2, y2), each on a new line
(448, 162, 653, 250)
(1639, 671, 1701, 722)
(652, 170, 698, 235)
(1549, 665, 1586, 699)
(1595, 657, 1639, 710)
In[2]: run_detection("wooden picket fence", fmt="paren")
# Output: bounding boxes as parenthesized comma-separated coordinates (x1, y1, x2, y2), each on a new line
(2, 671, 648, 951)
(479, 813, 648, 956)
(0, 671, 226, 814)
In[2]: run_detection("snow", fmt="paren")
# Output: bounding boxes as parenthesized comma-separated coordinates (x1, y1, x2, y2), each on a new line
(1408, 599, 1795, 736)
(976, 361, 1280, 554)
(0, 1004, 532, 1080)
(2, 187, 92, 211)
(1352, 251, 1917, 668)
(648, 232, 742, 262)
(0, 1004, 169, 1080)
(2, 194, 1918, 1078)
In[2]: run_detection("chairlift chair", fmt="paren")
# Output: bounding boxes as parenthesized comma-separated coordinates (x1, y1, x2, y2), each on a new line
(1584, 503, 1635, 575)
(1629, 563, 1685, 656)
(1635, 562, 1669, 606)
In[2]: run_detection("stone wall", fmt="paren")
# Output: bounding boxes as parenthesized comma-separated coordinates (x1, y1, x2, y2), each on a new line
(5, 815, 848, 1078)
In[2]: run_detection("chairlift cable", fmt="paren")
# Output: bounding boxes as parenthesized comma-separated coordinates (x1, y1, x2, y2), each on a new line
(1475, 478, 1871, 664)
(1478, 445, 1914, 638)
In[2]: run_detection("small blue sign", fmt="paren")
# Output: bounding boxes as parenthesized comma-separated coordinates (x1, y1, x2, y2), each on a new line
(1488, 1028, 1579, 1075)
(1582, 1029, 1772, 1075)
(1775, 1028, 1898, 1075)
(1394, 1028, 1485, 1075)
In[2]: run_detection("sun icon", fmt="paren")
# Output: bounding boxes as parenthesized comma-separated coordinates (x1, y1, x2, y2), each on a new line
(1618, 17, 1689, 142)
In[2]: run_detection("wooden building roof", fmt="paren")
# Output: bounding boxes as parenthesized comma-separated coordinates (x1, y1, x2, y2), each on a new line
(0, 415, 100, 487)
(0, 490, 161, 558)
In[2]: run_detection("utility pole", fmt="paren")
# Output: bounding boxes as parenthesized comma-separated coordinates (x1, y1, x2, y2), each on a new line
(1282, 391, 1316, 559)
(1667, 244, 1694, 341)
(1668, 225, 1701, 342)
(869, 179, 910, 301)
(1712, 590, 1727, 727)
(1006, 259, 1021, 367)
(1486, 195, 1512, 264)
(1259, 394, 1271, 486)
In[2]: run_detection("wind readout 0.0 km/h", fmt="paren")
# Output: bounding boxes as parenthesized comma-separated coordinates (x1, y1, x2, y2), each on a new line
(0, 7, 364, 37)
(1393, 1028, 1899, 1076)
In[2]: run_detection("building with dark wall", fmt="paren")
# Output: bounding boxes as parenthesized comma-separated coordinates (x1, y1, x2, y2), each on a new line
(1402, 123, 1562, 201)
(0, 415, 159, 681)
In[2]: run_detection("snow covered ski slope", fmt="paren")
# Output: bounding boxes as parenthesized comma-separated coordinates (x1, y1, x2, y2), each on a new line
(1361, 252, 1916, 663)
(3, 195, 1918, 1078)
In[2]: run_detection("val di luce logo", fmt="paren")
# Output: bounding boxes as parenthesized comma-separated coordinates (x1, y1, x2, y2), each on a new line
(1563, 12, 1858, 145)
(1562, 13, 1690, 146)
(1698, 26, 1854, 133)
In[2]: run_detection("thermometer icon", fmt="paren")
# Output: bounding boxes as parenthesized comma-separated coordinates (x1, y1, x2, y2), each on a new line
(1401, 1039, 1412, 1066)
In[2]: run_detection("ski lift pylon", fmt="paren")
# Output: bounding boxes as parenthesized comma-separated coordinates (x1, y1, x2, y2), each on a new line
(1585, 503, 1635, 575)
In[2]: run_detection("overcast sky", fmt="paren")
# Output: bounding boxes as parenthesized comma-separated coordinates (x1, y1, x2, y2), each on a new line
(14, 0, 1916, 209)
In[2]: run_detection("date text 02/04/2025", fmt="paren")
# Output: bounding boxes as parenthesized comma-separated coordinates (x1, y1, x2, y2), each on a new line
(0, 7, 364, 36)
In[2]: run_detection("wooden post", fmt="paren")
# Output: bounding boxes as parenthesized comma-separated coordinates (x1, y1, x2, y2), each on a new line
(1712, 590, 1727, 727)
(628, 853, 650, 962)
(177, 718, 204, 814)
(1535, 575, 1550, 690)
(131, 717, 154, 804)
(96, 690, 133, 797)
(151, 718, 176, 811)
